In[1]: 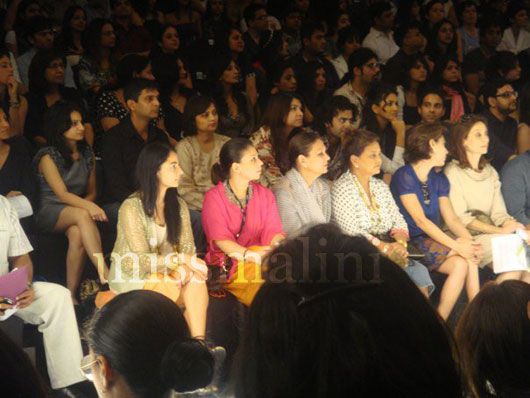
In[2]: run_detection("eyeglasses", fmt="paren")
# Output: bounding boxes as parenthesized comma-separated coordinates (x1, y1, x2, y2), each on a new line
(495, 91, 518, 99)
(80, 354, 98, 382)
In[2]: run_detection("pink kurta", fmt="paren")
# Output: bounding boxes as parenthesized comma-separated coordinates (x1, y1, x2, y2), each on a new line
(202, 181, 284, 274)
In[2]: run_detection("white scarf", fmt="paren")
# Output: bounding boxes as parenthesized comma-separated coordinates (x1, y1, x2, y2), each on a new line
(285, 169, 331, 226)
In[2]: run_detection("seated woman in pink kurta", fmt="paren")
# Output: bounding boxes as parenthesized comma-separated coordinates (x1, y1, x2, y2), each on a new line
(202, 138, 285, 306)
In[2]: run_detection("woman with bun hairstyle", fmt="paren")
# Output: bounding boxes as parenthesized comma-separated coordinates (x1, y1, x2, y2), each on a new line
(106, 142, 208, 338)
(84, 290, 215, 397)
(202, 138, 285, 306)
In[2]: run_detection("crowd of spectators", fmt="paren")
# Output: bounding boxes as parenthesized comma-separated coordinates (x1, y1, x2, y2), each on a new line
(0, 0, 530, 397)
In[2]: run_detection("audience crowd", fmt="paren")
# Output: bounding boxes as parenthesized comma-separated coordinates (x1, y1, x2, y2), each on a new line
(0, 0, 530, 397)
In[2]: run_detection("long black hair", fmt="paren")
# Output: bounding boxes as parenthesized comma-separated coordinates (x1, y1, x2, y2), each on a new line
(28, 48, 66, 95)
(361, 81, 398, 134)
(85, 290, 214, 398)
(261, 92, 305, 173)
(232, 223, 463, 397)
(135, 142, 182, 245)
(83, 18, 114, 61)
(151, 53, 193, 101)
(55, 5, 86, 53)
(210, 51, 250, 125)
(43, 100, 87, 169)
(297, 60, 328, 115)
(456, 280, 530, 397)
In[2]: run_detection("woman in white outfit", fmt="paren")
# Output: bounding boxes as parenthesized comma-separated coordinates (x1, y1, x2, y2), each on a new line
(445, 114, 530, 283)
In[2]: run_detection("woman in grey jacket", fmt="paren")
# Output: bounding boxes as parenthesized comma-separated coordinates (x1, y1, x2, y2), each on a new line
(273, 130, 331, 236)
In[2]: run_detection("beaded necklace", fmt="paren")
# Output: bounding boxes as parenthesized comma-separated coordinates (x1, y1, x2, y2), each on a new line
(352, 174, 382, 228)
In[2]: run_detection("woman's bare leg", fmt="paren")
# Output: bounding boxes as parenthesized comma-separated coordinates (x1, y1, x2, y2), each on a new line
(180, 280, 209, 338)
(436, 256, 469, 320)
(64, 225, 85, 303)
(465, 260, 480, 301)
(55, 206, 109, 284)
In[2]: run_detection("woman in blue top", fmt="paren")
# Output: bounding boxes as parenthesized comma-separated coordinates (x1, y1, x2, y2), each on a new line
(390, 122, 482, 320)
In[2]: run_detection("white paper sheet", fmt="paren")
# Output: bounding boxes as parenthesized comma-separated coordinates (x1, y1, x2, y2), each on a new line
(491, 234, 529, 274)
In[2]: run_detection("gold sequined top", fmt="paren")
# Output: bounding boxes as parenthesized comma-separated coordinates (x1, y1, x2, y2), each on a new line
(108, 193, 195, 294)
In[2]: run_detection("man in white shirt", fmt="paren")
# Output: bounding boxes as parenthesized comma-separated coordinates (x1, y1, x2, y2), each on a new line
(0, 196, 91, 397)
(334, 47, 381, 128)
(361, 1, 399, 65)
(16, 16, 76, 88)
(497, 3, 530, 54)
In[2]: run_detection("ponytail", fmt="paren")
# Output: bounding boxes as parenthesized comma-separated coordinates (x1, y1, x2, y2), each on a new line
(211, 162, 227, 185)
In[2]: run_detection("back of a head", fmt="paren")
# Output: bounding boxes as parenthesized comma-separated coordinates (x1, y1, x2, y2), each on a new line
(86, 290, 214, 397)
(0, 328, 47, 397)
(456, 280, 530, 397)
(233, 224, 462, 398)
